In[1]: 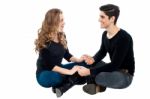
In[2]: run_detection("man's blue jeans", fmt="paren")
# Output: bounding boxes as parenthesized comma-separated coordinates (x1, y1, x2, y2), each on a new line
(93, 61, 133, 89)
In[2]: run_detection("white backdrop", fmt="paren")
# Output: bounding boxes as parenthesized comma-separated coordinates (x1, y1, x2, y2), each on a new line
(0, 0, 150, 99)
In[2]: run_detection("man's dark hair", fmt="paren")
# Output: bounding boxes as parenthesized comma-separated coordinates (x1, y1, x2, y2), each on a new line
(99, 4, 120, 24)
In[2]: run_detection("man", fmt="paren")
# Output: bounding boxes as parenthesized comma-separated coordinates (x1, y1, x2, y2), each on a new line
(77, 4, 135, 95)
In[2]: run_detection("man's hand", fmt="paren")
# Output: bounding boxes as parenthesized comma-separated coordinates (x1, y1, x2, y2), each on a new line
(82, 54, 95, 65)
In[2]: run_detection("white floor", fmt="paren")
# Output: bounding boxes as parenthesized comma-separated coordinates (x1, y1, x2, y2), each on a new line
(0, 0, 150, 99)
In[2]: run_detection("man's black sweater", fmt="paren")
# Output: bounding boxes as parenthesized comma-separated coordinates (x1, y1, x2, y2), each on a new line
(91, 29, 135, 76)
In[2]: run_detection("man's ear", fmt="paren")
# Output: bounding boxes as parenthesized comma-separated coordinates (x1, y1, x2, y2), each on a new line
(110, 16, 115, 23)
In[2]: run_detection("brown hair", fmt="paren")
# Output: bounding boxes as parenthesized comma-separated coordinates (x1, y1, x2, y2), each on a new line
(35, 8, 67, 52)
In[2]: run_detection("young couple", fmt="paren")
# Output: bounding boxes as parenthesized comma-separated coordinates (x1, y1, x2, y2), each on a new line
(34, 4, 135, 97)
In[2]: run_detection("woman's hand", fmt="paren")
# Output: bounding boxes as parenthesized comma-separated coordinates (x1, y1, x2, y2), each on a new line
(76, 56, 85, 63)
(77, 66, 90, 76)
(69, 66, 79, 75)
(70, 56, 84, 63)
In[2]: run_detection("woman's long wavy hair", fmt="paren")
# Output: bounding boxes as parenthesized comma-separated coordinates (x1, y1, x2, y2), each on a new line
(35, 8, 67, 52)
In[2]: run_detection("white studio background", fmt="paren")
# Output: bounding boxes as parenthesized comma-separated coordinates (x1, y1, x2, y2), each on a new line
(0, 0, 150, 99)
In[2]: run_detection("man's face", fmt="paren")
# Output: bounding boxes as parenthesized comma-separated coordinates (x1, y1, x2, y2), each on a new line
(98, 11, 113, 29)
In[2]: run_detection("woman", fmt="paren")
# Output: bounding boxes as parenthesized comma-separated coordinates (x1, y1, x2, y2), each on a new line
(35, 8, 87, 97)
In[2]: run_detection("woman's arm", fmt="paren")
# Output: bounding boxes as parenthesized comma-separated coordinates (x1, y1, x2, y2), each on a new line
(69, 56, 84, 63)
(52, 65, 79, 75)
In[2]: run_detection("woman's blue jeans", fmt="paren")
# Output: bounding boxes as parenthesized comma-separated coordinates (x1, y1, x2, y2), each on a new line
(36, 62, 88, 88)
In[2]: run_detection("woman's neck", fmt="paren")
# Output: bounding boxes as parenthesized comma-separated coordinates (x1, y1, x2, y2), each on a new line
(53, 33, 59, 43)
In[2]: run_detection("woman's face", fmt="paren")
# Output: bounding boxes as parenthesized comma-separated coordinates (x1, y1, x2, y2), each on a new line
(58, 13, 65, 32)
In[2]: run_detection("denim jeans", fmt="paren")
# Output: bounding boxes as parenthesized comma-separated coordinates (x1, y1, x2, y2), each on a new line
(93, 61, 133, 89)
(36, 62, 88, 88)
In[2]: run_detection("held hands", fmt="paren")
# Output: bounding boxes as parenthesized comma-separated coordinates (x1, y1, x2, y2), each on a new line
(69, 66, 80, 75)
(77, 66, 90, 76)
(82, 54, 94, 65)
(68, 54, 94, 76)
(69, 66, 90, 76)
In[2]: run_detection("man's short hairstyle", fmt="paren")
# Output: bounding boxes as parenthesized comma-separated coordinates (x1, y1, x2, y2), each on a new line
(99, 4, 120, 24)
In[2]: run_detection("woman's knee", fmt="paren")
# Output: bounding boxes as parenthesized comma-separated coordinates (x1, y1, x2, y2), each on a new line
(36, 71, 63, 88)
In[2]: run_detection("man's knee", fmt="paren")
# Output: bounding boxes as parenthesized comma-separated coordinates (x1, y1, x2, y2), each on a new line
(95, 72, 133, 89)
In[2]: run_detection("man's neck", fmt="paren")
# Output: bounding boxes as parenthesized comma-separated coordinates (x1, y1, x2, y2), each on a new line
(106, 25, 120, 39)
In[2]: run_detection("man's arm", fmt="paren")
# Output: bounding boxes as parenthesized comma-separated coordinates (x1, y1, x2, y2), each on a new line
(90, 36, 131, 76)
(93, 32, 107, 64)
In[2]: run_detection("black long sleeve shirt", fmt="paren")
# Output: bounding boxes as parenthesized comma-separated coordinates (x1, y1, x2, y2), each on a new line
(91, 29, 135, 76)
(36, 41, 72, 74)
